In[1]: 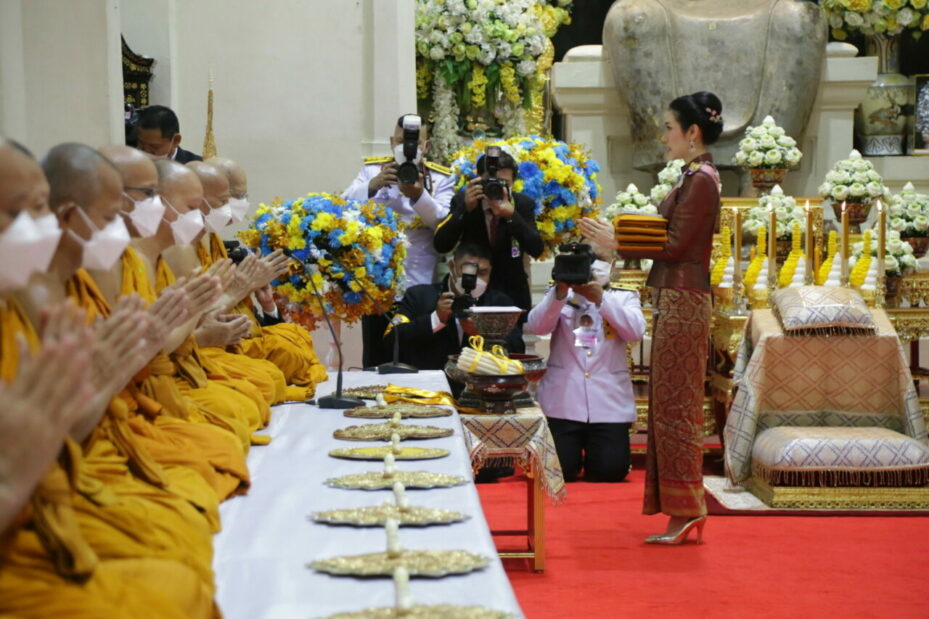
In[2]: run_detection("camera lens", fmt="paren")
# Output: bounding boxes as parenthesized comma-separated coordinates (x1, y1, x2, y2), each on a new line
(397, 161, 419, 185)
(483, 179, 505, 201)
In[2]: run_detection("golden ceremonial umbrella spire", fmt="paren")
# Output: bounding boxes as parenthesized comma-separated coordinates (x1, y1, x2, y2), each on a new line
(203, 71, 217, 159)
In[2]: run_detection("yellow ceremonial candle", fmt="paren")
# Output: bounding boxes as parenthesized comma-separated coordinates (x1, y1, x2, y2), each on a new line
(877, 199, 886, 281)
(840, 201, 849, 284)
(733, 208, 742, 289)
(768, 207, 777, 286)
(804, 201, 813, 284)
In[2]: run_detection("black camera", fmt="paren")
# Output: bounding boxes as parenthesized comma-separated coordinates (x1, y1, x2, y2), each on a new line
(396, 114, 422, 185)
(223, 240, 250, 265)
(551, 242, 596, 285)
(480, 146, 507, 202)
(451, 261, 479, 318)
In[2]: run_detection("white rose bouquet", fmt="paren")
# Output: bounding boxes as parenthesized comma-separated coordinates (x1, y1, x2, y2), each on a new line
(818, 149, 890, 206)
(649, 159, 685, 205)
(852, 229, 918, 278)
(888, 182, 929, 238)
(732, 116, 802, 170)
(603, 183, 657, 220)
(743, 185, 804, 239)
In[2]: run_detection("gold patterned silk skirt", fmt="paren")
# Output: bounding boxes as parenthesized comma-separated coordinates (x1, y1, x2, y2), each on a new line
(643, 288, 711, 517)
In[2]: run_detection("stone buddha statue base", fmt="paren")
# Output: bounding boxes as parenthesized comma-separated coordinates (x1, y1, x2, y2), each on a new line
(603, 0, 827, 172)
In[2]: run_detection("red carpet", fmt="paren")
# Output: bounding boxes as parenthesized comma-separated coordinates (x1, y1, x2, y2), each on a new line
(478, 468, 929, 618)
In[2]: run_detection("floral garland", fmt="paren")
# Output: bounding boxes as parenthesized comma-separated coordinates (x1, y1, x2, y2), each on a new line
(450, 135, 601, 257)
(743, 185, 805, 240)
(888, 182, 929, 237)
(818, 149, 890, 206)
(415, 0, 572, 162)
(778, 221, 805, 287)
(711, 225, 732, 286)
(743, 224, 767, 290)
(850, 230, 874, 288)
(821, 0, 929, 41)
(732, 116, 802, 170)
(852, 228, 918, 277)
(238, 193, 408, 326)
(651, 159, 685, 205)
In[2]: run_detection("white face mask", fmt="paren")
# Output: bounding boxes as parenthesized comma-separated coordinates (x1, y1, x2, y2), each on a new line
(122, 193, 166, 238)
(591, 259, 613, 287)
(204, 203, 233, 233)
(164, 198, 205, 246)
(393, 143, 422, 166)
(455, 275, 488, 300)
(227, 196, 250, 223)
(0, 211, 61, 290)
(68, 207, 131, 271)
(32, 213, 64, 273)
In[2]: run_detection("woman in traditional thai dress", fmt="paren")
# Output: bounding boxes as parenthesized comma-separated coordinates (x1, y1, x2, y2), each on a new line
(580, 91, 723, 544)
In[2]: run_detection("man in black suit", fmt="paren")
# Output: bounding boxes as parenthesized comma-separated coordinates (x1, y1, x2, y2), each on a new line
(433, 149, 543, 314)
(134, 105, 203, 163)
(390, 242, 524, 375)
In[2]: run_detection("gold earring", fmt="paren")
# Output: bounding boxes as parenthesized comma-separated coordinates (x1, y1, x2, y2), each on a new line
(689, 139, 696, 152)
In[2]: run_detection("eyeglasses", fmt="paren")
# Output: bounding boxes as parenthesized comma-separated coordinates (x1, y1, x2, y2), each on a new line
(124, 186, 157, 198)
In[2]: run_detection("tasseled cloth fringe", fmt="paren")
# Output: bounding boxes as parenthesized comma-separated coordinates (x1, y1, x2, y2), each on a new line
(752, 462, 929, 488)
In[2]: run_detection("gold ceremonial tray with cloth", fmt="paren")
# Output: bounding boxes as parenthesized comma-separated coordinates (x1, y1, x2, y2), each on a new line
(344, 403, 452, 419)
(309, 549, 490, 577)
(311, 504, 469, 527)
(341, 385, 390, 400)
(329, 446, 449, 461)
(325, 471, 468, 490)
(334, 422, 453, 441)
(613, 212, 668, 253)
(326, 606, 511, 618)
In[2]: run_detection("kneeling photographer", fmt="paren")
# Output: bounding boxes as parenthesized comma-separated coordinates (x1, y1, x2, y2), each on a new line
(388, 242, 524, 387)
(526, 242, 647, 482)
(433, 146, 544, 316)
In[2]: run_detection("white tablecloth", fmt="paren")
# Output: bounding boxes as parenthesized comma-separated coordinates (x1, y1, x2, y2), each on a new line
(213, 370, 524, 619)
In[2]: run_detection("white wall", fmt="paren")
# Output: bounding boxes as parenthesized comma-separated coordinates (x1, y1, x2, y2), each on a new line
(0, 0, 123, 154)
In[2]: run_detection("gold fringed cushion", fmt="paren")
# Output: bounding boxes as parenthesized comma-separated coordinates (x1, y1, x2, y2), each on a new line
(751, 426, 929, 488)
(770, 286, 876, 335)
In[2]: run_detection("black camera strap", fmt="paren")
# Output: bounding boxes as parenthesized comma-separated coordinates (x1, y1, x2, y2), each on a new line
(419, 161, 433, 195)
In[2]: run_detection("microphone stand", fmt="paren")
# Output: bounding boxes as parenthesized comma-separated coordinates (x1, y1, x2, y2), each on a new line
(291, 256, 365, 409)
(323, 253, 418, 375)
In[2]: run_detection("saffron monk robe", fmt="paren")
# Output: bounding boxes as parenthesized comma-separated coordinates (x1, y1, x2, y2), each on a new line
(167, 159, 326, 402)
(0, 141, 214, 617)
(94, 145, 251, 500)
(153, 160, 275, 445)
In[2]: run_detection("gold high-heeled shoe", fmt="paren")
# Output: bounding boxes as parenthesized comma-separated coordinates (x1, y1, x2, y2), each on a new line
(644, 516, 706, 545)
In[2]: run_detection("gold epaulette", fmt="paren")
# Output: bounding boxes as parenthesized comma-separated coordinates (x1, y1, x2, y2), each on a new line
(609, 284, 640, 292)
(364, 155, 393, 165)
(424, 161, 452, 176)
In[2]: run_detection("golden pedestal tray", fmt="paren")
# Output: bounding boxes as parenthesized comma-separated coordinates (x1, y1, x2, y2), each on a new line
(309, 549, 490, 577)
(333, 423, 453, 441)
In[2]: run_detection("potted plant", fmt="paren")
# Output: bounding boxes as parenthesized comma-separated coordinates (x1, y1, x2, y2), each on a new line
(732, 115, 802, 193)
(888, 182, 929, 258)
(818, 149, 890, 232)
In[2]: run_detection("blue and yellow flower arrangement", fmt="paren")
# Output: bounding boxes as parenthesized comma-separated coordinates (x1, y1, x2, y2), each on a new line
(239, 193, 407, 326)
(450, 136, 601, 258)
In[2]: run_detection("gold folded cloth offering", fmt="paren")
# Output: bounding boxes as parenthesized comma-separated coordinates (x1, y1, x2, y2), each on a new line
(325, 471, 468, 490)
(309, 549, 490, 577)
(325, 606, 511, 618)
(310, 504, 469, 527)
(344, 402, 452, 419)
(614, 213, 668, 229)
(382, 385, 457, 407)
(457, 336, 524, 376)
(617, 242, 665, 252)
(329, 446, 449, 461)
(334, 423, 453, 441)
(615, 226, 667, 237)
(617, 233, 668, 244)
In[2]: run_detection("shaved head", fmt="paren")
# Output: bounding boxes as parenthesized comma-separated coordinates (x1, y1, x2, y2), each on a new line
(99, 145, 158, 195)
(186, 161, 229, 212)
(0, 139, 50, 224)
(42, 143, 120, 213)
(206, 156, 248, 198)
(156, 160, 204, 216)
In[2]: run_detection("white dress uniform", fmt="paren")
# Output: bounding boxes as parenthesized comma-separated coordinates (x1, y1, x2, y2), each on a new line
(527, 285, 646, 424)
(342, 156, 456, 287)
